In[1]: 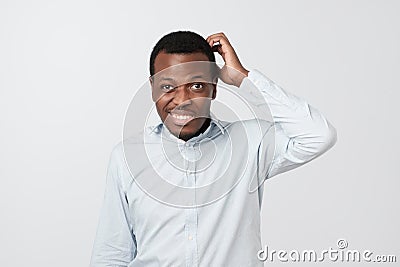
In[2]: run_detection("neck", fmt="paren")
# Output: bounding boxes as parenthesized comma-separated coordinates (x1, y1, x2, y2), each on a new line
(179, 118, 211, 141)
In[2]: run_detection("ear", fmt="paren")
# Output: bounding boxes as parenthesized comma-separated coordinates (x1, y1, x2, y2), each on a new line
(211, 75, 218, 100)
(211, 83, 217, 100)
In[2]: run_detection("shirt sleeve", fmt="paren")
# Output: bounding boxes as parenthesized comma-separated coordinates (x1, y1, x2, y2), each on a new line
(90, 145, 137, 267)
(245, 69, 337, 182)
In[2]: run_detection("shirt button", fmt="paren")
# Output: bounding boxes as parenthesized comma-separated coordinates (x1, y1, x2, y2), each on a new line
(188, 235, 193, 240)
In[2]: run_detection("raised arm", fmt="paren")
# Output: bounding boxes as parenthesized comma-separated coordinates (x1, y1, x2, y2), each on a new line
(246, 69, 337, 180)
(206, 32, 337, 184)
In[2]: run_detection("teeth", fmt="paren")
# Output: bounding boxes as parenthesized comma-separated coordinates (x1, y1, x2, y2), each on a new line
(171, 113, 193, 120)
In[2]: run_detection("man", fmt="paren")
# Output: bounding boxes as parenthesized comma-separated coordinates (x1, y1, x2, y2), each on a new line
(90, 31, 337, 266)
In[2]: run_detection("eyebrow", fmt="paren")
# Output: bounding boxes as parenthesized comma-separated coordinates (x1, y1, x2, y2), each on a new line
(158, 75, 207, 82)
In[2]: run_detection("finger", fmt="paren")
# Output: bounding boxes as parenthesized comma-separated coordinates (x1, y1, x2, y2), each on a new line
(206, 33, 221, 42)
(206, 33, 230, 46)
(208, 32, 229, 40)
(209, 39, 233, 58)
(206, 32, 227, 41)
(212, 44, 224, 54)
(207, 34, 227, 44)
(207, 36, 231, 49)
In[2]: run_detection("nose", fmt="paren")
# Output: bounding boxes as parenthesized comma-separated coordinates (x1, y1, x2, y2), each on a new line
(172, 85, 192, 107)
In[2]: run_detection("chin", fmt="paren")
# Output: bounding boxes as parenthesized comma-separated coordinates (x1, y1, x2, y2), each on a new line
(163, 117, 207, 141)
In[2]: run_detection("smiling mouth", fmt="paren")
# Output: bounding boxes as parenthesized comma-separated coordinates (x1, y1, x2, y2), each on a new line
(168, 112, 195, 126)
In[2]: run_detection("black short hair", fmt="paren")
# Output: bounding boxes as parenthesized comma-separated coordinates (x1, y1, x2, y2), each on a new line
(149, 30, 216, 77)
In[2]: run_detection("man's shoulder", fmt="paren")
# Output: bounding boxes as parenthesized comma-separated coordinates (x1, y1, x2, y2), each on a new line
(108, 141, 125, 165)
(109, 125, 163, 163)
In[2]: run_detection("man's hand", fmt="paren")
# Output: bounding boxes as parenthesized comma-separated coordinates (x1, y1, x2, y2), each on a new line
(206, 32, 249, 87)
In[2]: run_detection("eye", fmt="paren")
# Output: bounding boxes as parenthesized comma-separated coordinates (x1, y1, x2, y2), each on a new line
(160, 84, 175, 92)
(190, 83, 204, 91)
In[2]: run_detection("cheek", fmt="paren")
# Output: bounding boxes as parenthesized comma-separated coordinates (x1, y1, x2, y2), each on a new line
(155, 99, 168, 118)
(152, 87, 171, 103)
(192, 98, 212, 111)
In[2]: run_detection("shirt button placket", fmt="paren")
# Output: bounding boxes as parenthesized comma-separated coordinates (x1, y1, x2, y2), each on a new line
(184, 143, 198, 267)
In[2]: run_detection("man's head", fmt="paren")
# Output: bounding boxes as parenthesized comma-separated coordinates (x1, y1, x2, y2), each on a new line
(149, 31, 218, 141)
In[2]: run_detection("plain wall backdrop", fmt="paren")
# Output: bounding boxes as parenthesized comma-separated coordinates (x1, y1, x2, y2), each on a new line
(1, 0, 399, 266)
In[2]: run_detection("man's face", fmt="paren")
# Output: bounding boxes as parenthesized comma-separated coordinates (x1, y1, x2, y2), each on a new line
(150, 51, 217, 141)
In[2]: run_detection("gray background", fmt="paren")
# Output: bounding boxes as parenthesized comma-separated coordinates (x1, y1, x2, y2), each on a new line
(1, 0, 399, 266)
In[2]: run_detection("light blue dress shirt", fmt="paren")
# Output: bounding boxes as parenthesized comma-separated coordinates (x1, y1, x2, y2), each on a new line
(90, 69, 337, 266)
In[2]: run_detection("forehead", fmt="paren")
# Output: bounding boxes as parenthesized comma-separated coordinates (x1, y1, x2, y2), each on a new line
(153, 52, 214, 83)
(154, 52, 211, 73)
